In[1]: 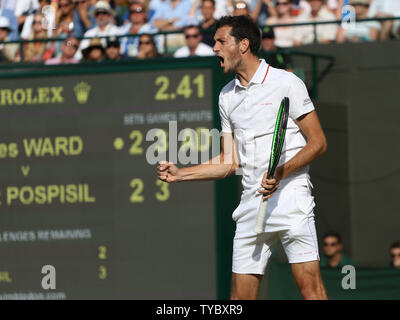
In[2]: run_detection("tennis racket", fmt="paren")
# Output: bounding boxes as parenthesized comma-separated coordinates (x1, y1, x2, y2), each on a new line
(254, 97, 290, 234)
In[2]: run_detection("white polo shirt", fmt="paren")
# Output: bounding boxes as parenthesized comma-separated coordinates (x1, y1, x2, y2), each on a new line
(219, 59, 315, 202)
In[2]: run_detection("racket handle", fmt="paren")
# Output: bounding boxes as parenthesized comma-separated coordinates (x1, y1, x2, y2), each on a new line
(254, 198, 269, 234)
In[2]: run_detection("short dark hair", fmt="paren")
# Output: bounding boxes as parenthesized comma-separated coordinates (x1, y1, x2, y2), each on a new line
(323, 232, 342, 244)
(215, 15, 261, 55)
(184, 25, 200, 33)
(390, 241, 400, 250)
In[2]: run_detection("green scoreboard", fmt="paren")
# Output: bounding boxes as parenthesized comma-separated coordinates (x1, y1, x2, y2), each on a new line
(0, 59, 238, 299)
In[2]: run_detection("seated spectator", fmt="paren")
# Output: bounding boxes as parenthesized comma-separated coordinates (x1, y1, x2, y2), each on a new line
(151, 0, 193, 31)
(199, 0, 218, 47)
(55, 0, 75, 37)
(260, 26, 293, 71)
(173, 25, 214, 57)
(75, 1, 121, 60)
(21, 0, 53, 39)
(389, 241, 400, 269)
(45, 37, 80, 64)
(368, 0, 400, 40)
(15, 0, 40, 33)
(16, 12, 54, 62)
(72, 0, 96, 39)
(319, 232, 355, 268)
(105, 36, 123, 60)
(137, 33, 162, 58)
(336, 0, 380, 43)
(0, 16, 19, 62)
(293, 0, 337, 45)
(0, 0, 19, 40)
(119, 1, 158, 57)
(82, 37, 105, 61)
(265, 0, 296, 48)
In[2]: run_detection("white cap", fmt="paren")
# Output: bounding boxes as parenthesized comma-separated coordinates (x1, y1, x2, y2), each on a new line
(94, 1, 115, 15)
(0, 16, 11, 31)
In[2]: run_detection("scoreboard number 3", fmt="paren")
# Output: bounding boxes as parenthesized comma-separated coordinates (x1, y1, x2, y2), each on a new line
(129, 179, 170, 203)
(155, 74, 205, 101)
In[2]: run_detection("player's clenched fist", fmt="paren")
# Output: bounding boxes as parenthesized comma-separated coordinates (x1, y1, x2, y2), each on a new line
(157, 161, 181, 183)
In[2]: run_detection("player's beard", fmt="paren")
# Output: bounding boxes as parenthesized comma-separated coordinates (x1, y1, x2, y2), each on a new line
(225, 49, 242, 73)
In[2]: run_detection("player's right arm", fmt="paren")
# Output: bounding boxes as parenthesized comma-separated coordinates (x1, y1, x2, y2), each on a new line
(157, 132, 238, 183)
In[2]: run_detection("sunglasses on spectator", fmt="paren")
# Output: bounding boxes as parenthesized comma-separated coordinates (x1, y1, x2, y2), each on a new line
(95, 10, 110, 16)
(277, 1, 290, 6)
(74, 0, 86, 3)
(139, 40, 152, 45)
(33, 20, 42, 24)
(130, 7, 144, 14)
(65, 41, 79, 48)
(235, 3, 247, 9)
(323, 242, 338, 247)
(185, 34, 200, 39)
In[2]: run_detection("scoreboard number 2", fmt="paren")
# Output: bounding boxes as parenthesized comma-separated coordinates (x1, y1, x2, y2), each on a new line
(155, 74, 205, 101)
(129, 179, 170, 203)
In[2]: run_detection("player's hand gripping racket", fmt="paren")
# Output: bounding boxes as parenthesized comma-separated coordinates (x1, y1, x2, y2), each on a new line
(254, 97, 290, 234)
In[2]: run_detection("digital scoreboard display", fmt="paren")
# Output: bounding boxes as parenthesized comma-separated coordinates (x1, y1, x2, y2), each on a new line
(0, 66, 218, 299)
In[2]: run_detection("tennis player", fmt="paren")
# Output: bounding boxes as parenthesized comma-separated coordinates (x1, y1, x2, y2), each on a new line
(157, 15, 328, 300)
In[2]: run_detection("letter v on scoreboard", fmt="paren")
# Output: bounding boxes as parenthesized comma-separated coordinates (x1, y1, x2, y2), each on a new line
(254, 97, 290, 234)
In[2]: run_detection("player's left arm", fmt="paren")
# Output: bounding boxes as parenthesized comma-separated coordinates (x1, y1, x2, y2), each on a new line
(277, 110, 327, 180)
(259, 110, 327, 199)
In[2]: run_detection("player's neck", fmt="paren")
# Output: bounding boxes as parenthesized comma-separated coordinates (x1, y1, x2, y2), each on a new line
(236, 56, 261, 87)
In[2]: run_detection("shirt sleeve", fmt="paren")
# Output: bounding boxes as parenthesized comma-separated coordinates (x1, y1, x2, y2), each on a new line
(287, 74, 315, 121)
(218, 93, 232, 133)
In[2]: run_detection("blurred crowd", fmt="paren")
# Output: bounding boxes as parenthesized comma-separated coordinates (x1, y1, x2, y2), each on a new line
(319, 232, 400, 270)
(0, 0, 399, 64)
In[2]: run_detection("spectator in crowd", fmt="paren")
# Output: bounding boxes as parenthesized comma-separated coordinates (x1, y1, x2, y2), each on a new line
(21, 0, 53, 39)
(293, 0, 337, 45)
(260, 26, 293, 71)
(368, 0, 400, 40)
(389, 241, 400, 269)
(16, 12, 54, 62)
(173, 24, 214, 57)
(1, 0, 17, 12)
(336, 0, 380, 43)
(15, 0, 40, 32)
(105, 36, 123, 60)
(45, 36, 80, 64)
(151, 0, 193, 31)
(75, 1, 120, 60)
(0, 16, 18, 62)
(82, 37, 105, 61)
(319, 232, 354, 268)
(0, 0, 20, 40)
(119, 1, 157, 57)
(55, 0, 75, 37)
(72, 0, 96, 39)
(265, 0, 296, 47)
(198, 0, 218, 47)
(137, 33, 161, 58)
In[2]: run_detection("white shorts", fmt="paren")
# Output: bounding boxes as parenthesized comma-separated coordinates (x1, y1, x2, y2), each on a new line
(232, 179, 320, 275)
